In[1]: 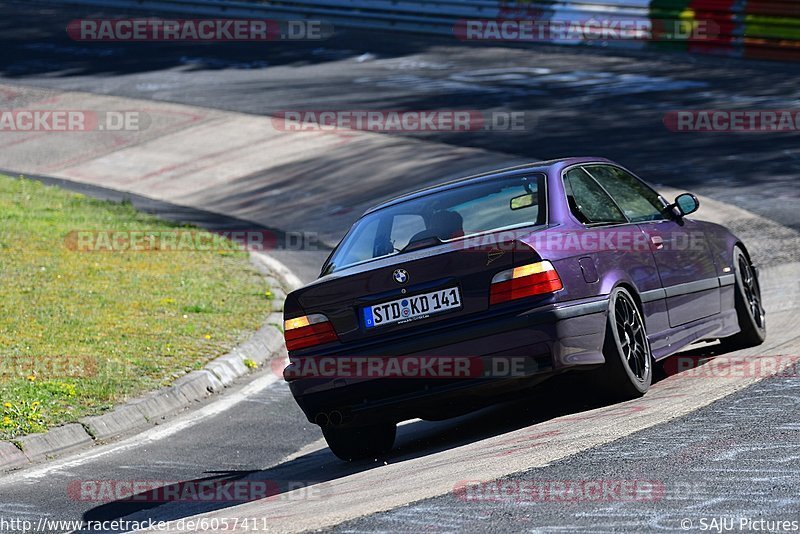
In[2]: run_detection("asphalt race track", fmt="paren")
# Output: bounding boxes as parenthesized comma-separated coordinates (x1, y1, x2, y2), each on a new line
(1, 2, 799, 233)
(0, 1, 799, 532)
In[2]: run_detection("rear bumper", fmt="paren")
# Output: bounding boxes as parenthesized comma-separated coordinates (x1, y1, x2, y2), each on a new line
(285, 296, 609, 425)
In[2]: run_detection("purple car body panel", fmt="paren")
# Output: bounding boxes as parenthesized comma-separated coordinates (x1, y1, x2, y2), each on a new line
(282, 157, 746, 426)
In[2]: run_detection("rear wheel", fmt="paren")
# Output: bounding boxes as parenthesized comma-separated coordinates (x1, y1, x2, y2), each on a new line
(593, 287, 652, 400)
(719, 247, 766, 350)
(322, 423, 396, 461)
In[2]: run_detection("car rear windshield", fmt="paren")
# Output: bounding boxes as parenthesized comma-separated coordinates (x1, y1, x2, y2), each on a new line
(323, 173, 546, 274)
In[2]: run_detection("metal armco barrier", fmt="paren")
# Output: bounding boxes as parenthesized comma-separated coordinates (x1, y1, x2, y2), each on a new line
(40, 0, 800, 60)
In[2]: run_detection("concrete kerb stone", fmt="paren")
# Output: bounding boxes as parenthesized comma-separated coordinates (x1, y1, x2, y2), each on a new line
(267, 312, 284, 326)
(172, 370, 226, 401)
(0, 441, 28, 469)
(79, 403, 150, 442)
(205, 359, 242, 387)
(263, 326, 285, 354)
(269, 288, 288, 312)
(15, 424, 94, 462)
(129, 385, 194, 423)
(217, 354, 251, 377)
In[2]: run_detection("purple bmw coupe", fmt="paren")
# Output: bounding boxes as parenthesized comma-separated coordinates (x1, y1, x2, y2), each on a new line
(282, 157, 766, 460)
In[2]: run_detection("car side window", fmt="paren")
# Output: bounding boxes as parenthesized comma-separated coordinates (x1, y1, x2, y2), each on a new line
(583, 165, 665, 222)
(563, 167, 627, 225)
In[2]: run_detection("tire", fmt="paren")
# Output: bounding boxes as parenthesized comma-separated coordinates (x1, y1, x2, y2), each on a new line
(593, 287, 652, 400)
(719, 247, 766, 350)
(322, 423, 396, 461)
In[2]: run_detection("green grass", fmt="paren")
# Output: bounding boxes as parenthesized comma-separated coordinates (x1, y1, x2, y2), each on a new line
(0, 175, 271, 439)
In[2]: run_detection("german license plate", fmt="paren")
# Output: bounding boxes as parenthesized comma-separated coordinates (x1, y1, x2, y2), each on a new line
(363, 287, 462, 328)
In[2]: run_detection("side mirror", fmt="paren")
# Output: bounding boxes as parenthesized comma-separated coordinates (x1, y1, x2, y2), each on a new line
(673, 193, 699, 217)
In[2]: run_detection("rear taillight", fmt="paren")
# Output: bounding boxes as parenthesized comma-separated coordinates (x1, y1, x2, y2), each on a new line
(284, 313, 338, 351)
(489, 261, 563, 305)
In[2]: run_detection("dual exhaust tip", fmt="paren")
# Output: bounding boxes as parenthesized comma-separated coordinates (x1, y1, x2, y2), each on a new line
(314, 411, 344, 427)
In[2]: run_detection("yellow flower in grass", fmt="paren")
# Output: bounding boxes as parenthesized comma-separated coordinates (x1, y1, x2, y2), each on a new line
(204, 334, 212, 340)
(26, 375, 36, 382)
(2, 402, 11, 408)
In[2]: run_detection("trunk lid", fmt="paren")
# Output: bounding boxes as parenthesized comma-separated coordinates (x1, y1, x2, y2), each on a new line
(288, 233, 542, 346)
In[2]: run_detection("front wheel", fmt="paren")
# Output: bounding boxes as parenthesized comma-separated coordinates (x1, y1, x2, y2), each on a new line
(719, 247, 766, 351)
(322, 423, 396, 461)
(592, 287, 652, 400)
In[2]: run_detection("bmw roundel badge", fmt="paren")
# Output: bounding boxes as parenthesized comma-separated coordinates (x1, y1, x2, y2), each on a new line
(393, 268, 408, 284)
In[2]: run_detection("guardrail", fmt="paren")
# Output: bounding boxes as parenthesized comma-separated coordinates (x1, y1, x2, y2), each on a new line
(39, 0, 800, 60)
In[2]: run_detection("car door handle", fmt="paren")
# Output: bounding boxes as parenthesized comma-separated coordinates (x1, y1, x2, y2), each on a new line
(650, 235, 664, 249)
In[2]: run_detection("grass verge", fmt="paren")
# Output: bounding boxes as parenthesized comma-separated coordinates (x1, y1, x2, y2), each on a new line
(0, 175, 271, 439)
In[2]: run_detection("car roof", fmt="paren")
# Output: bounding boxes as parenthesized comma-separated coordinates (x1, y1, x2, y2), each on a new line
(362, 156, 610, 215)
